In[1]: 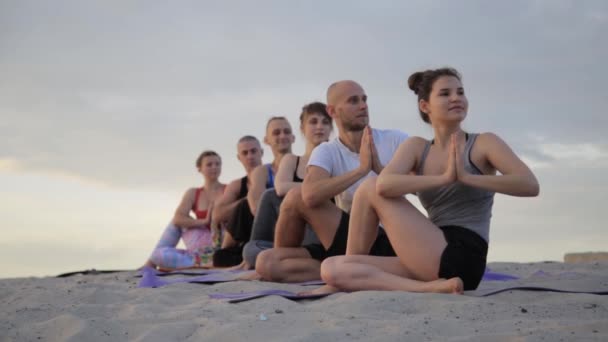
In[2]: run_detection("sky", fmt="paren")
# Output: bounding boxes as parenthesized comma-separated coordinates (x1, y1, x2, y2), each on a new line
(1, 0, 607, 278)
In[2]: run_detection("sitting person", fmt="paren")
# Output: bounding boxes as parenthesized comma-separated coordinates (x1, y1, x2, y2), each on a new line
(143, 150, 226, 270)
(214, 117, 295, 266)
(211, 135, 264, 267)
(308, 67, 540, 295)
(241, 102, 333, 270)
(255, 80, 408, 283)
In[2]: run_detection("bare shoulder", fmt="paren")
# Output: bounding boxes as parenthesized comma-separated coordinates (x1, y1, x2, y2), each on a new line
(404, 136, 429, 146)
(183, 187, 198, 198)
(398, 136, 429, 154)
(475, 132, 510, 150)
(278, 153, 297, 173)
(284, 153, 298, 163)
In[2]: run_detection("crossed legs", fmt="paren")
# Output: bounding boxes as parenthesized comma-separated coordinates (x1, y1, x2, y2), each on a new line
(314, 177, 463, 294)
(256, 187, 342, 282)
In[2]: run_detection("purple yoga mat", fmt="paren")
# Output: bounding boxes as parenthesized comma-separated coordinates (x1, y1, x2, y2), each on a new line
(482, 268, 519, 281)
(138, 267, 249, 288)
(137, 267, 326, 288)
(209, 289, 330, 303)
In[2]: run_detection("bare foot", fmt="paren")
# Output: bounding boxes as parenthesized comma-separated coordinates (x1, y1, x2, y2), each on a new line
(427, 277, 464, 294)
(298, 284, 340, 296)
(225, 261, 252, 271)
(237, 271, 262, 281)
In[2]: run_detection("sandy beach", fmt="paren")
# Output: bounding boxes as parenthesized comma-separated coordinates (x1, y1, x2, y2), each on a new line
(2, 261, 607, 342)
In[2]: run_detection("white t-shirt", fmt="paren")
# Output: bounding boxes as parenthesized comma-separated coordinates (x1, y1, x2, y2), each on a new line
(307, 128, 408, 213)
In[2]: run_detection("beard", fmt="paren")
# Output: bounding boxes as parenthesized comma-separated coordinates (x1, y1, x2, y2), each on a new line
(343, 121, 366, 132)
(342, 116, 368, 132)
(338, 108, 368, 132)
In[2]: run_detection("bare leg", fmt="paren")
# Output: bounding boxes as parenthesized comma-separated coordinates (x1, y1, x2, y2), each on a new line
(316, 178, 460, 293)
(237, 271, 262, 281)
(226, 260, 252, 271)
(319, 255, 462, 294)
(221, 231, 237, 249)
(275, 187, 343, 249)
(346, 177, 382, 255)
(256, 247, 321, 283)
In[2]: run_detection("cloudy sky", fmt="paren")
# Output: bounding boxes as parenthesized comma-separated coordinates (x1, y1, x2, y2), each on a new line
(1, 0, 606, 277)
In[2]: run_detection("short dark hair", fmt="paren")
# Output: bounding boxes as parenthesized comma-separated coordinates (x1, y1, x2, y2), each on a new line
(195, 150, 220, 168)
(299, 102, 332, 127)
(407, 67, 462, 124)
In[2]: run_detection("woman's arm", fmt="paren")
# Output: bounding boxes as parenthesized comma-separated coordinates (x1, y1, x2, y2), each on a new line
(457, 133, 539, 196)
(376, 137, 452, 197)
(274, 154, 300, 197)
(172, 188, 208, 228)
(247, 165, 268, 215)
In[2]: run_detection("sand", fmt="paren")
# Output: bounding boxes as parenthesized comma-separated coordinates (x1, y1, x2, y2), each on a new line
(2, 261, 608, 342)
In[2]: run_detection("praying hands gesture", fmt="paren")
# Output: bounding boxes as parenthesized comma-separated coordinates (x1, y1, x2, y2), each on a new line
(443, 132, 469, 184)
(359, 126, 383, 175)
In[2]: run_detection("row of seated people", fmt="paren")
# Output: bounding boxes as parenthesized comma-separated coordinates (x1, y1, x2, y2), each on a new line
(144, 67, 540, 294)
(144, 102, 331, 271)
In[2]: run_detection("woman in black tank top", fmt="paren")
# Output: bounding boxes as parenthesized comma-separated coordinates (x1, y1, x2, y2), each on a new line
(274, 103, 333, 196)
(304, 68, 539, 295)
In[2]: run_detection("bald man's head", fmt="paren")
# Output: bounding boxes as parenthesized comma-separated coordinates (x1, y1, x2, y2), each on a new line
(325, 80, 369, 132)
(326, 80, 364, 106)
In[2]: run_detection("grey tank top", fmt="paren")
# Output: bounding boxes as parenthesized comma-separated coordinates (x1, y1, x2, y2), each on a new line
(416, 133, 494, 242)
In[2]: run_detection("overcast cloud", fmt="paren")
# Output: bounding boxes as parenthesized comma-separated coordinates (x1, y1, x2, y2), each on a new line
(1, 0, 606, 277)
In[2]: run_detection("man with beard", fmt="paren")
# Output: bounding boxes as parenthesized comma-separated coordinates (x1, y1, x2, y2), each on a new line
(255, 81, 408, 282)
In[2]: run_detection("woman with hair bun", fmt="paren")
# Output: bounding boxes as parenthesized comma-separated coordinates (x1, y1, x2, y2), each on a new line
(308, 67, 539, 294)
(143, 150, 226, 271)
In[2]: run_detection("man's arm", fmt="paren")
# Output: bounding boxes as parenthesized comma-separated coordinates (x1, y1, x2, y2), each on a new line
(247, 165, 268, 215)
(213, 179, 242, 223)
(301, 166, 368, 208)
(301, 132, 373, 208)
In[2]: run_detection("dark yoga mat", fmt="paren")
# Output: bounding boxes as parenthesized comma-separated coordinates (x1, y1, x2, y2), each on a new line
(209, 289, 329, 303)
(467, 271, 608, 297)
(209, 270, 608, 303)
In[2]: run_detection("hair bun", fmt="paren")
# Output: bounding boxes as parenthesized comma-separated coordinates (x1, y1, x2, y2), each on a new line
(407, 72, 424, 94)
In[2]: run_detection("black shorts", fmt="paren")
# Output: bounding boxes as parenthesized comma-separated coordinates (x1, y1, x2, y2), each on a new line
(437, 225, 488, 291)
(303, 211, 396, 261)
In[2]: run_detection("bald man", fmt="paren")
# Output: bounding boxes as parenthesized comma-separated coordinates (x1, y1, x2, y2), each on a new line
(255, 81, 409, 282)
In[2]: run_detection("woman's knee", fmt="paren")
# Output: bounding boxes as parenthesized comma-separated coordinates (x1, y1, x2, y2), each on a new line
(255, 249, 281, 280)
(354, 177, 378, 200)
(320, 256, 347, 286)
